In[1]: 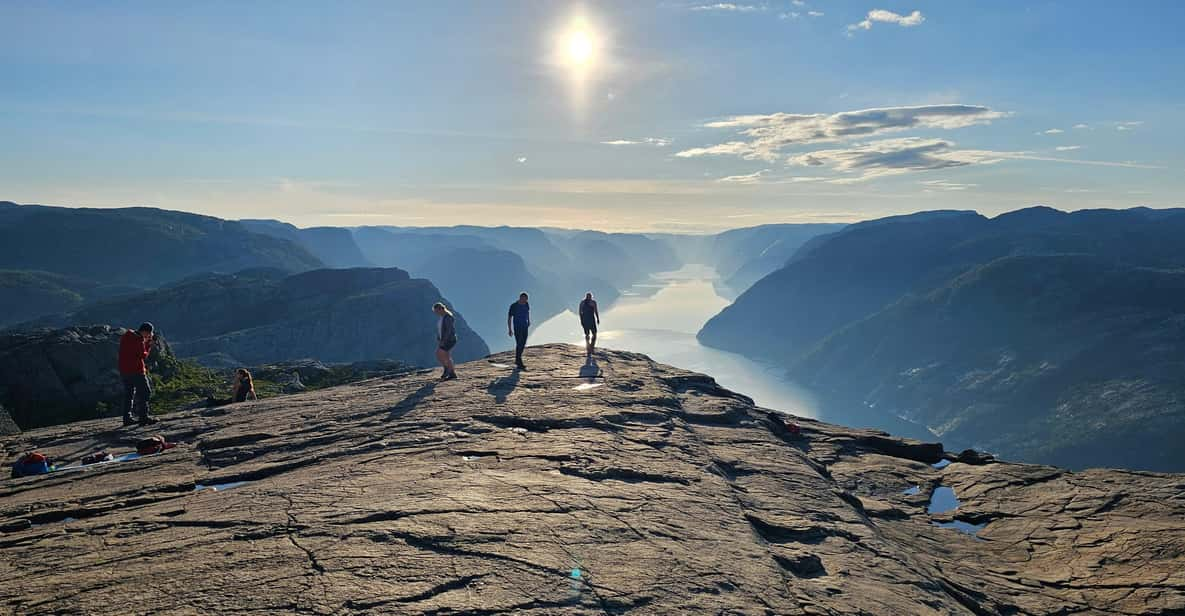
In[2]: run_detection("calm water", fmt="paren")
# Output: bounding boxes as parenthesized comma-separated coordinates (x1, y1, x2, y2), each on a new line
(534, 264, 937, 441)
(532, 264, 821, 419)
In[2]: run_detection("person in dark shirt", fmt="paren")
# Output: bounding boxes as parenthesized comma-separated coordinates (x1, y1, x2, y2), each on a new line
(507, 292, 531, 370)
(579, 292, 600, 356)
(118, 322, 158, 426)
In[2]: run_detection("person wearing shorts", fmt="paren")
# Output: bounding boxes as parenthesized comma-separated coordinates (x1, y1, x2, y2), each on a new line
(433, 302, 458, 380)
(579, 293, 600, 356)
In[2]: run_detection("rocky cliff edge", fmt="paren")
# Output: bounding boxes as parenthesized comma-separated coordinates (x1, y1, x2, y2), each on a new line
(1, 345, 1182, 615)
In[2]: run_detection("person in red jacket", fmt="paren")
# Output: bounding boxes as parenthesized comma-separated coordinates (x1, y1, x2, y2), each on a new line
(119, 322, 159, 426)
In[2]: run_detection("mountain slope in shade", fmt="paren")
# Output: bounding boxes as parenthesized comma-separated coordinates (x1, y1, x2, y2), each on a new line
(240, 219, 372, 268)
(0, 202, 323, 287)
(1, 345, 1182, 614)
(699, 207, 1185, 472)
(790, 254, 1185, 471)
(0, 270, 140, 328)
(30, 268, 488, 367)
(707, 223, 848, 296)
(699, 210, 988, 365)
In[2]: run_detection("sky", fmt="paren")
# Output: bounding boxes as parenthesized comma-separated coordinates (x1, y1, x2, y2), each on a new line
(1, 1, 1183, 232)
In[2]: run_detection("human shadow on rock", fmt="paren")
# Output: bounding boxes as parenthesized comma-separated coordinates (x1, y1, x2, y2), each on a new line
(579, 358, 602, 380)
(486, 371, 521, 404)
(387, 382, 437, 420)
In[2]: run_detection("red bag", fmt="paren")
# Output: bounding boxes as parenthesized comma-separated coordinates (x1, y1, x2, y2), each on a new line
(136, 435, 167, 455)
(20, 452, 48, 464)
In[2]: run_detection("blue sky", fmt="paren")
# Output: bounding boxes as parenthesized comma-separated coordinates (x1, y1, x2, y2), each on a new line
(1, 1, 1182, 231)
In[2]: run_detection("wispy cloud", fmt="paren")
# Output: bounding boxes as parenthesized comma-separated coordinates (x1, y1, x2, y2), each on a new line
(1055, 145, 1083, 151)
(920, 179, 979, 191)
(675, 104, 1007, 161)
(1037, 128, 1064, 135)
(601, 137, 672, 147)
(808, 10, 824, 17)
(690, 3, 761, 12)
(786, 137, 1009, 182)
(848, 9, 925, 33)
(516, 156, 528, 163)
(1009, 155, 1160, 169)
(1116, 121, 1144, 131)
(1073, 123, 1090, 129)
(717, 169, 770, 183)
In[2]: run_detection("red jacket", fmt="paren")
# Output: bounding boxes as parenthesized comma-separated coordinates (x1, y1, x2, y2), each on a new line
(118, 330, 151, 375)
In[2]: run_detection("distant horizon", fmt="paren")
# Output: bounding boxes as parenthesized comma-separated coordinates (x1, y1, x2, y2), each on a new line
(2, 197, 1177, 235)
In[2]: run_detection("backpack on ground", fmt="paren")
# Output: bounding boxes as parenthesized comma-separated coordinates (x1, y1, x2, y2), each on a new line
(11, 452, 53, 478)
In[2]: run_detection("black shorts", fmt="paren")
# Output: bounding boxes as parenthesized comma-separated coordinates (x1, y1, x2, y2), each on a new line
(582, 321, 597, 335)
(439, 339, 457, 351)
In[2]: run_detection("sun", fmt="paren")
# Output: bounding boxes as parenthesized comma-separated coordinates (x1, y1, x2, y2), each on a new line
(549, 11, 609, 118)
(565, 29, 596, 67)
(555, 16, 602, 72)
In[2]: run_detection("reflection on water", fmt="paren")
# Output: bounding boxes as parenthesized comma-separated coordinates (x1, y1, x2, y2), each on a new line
(533, 264, 820, 418)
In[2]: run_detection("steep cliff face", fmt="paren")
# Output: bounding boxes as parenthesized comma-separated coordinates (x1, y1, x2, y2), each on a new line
(1, 345, 1181, 615)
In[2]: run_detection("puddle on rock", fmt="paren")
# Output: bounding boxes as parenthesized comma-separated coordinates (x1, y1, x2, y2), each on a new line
(31, 517, 77, 528)
(902, 485, 921, 496)
(927, 485, 987, 538)
(927, 486, 960, 514)
(935, 520, 987, 536)
(573, 383, 604, 391)
(932, 459, 951, 469)
(488, 362, 513, 369)
(194, 481, 250, 492)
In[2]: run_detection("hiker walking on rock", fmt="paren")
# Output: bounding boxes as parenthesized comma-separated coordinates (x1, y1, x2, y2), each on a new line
(434, 302, 458, 380)
(118, 322, 158, 426)
(507, 292, 531, 370)
(579, 292, 600, 357)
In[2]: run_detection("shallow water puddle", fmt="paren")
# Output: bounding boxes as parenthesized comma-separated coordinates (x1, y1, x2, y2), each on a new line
(194, 481, 250, 492)
(927, 485, 986, 538)
(932, 459, 951, 469)
(572, 383, 604, 391)
(935, 520, 987, 535)
(31, 516, 77, 528)
(927, 486, 959, 514)
(902, 485, 921, 496)
(488, 362, 513, 369)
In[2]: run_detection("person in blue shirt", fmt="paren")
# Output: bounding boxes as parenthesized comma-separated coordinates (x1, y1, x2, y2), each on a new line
(507, 292, 531, 370)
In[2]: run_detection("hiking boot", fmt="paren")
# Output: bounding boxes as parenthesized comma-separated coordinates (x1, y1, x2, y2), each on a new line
(138, 416, 159, 426)
(444, 370, 458, 381)
(122, 416, 136, 427)
(516, 363, 527, 371)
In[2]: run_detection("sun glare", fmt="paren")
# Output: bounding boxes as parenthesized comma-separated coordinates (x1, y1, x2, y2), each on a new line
(565, 29, 595, 67)
(550, 11, 609, 119)
(555, 15, 602, 74)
